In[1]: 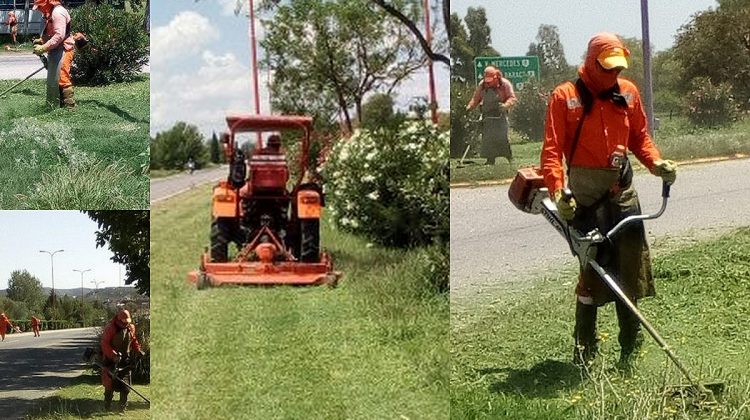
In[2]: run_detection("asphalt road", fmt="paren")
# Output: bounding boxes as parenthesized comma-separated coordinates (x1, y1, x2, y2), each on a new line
(0, 53, 150, 80)
(0, 327, 97, 420)
(0, 54, 47, 80)
(150, 166, 228, 204)
(450, 158, 750, 306)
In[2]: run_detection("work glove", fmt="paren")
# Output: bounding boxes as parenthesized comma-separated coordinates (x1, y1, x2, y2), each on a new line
(32, 38, 43, 45)
(554, 189, 576, 221)
(652, 159, 677, 185)
(33, 44, 46, 56)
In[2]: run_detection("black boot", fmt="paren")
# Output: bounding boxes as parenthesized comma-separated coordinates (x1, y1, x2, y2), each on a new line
(484, 157, 495, 165)
(104, 390, 113, 411)
(573, 301, 599, 367)
(119, 391, 129, 412)
(615, 299, 643, 374)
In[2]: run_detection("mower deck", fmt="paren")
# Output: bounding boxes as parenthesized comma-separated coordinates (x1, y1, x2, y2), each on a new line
(188, 255, 341, 288)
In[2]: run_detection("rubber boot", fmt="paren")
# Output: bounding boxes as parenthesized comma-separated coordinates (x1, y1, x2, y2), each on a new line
(615, 299, 643, 374)
(61, 87, 75, 109)
(573, 301, 598, 367)
(118, 391, 129, 412)
(104, 390, 113, 411)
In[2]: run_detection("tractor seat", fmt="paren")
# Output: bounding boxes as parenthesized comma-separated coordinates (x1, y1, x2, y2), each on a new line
(246, 147, 290, 191)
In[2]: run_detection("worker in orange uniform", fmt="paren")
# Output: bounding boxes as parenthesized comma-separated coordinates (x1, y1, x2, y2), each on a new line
(0, 313, 14, 341)
(541, 33, 677, 371)
(466, 65, 517, 165)
(31, 316, 42, 337)
(31, 0, 76, 108)
(2, 11, 18, 45)
(100, 309, 145, 412)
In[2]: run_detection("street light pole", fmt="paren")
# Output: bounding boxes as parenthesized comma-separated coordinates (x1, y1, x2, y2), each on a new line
(90, 280, 104, 297)
(39, 249, 64, 306)
(73, 269, 91, 300)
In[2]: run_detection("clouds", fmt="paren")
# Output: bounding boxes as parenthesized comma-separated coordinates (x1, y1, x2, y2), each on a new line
(150, 10, 270, 136)
(151, 11, 219, 66)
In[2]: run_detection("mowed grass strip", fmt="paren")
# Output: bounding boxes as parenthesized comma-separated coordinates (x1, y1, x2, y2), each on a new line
(151, 185, 448, 419)
(451, 227, 750, 419)
(0, 77, 148, 209)
(451, 117, 750, 185)
(24, 372, 150, 420)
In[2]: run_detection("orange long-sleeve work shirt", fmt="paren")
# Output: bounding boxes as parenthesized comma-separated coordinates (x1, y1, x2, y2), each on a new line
(540, 78, 661, 195)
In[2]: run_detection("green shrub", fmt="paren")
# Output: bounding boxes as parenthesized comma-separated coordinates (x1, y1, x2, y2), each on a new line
(509, 78, 548, 142)
(684, 77, 739, 127)
(322, 121, 448, 247)
(70, 3, 149, 85)
(450, 82, 479, 157)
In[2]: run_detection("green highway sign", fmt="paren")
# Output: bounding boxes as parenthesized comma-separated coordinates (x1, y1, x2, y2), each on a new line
(474, 56, 540, 91)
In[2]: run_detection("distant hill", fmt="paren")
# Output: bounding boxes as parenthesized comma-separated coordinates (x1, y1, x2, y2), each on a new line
(1, 287, 145, 302)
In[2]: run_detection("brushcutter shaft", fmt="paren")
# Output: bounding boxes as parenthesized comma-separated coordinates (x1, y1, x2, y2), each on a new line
(588, 260, 710, 395)
(0, 65, 46, 98)
(93, 361, 151, 404)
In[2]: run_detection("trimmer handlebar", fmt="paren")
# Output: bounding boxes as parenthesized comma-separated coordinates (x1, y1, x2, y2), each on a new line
(607, 181, 670, 240)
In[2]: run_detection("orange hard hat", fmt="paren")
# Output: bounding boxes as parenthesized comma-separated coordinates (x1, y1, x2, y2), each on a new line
(117, 309, 132, 325)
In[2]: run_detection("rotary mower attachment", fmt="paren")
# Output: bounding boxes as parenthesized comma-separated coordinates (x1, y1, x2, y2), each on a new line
(508, 167, 724, 404)
(188, 114, 341, 289)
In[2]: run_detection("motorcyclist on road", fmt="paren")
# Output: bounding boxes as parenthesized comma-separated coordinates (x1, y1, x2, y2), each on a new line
(541, 33, 677, 371)
(100, 309, 145, 412)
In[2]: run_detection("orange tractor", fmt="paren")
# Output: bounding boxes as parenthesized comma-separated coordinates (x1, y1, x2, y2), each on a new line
(188, 114, 341, 289)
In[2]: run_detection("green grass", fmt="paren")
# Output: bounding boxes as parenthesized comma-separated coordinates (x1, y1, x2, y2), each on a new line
(451, 227, 750, 419)
(0, 76, 148, 209)
(451, 117, 750, 185)
(150, 185, 449, 419)
(24, 371, 150, 419)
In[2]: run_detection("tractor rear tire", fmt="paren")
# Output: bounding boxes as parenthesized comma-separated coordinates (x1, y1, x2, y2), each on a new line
(300, 219, 320, 263)
(210, 218, 233, 263)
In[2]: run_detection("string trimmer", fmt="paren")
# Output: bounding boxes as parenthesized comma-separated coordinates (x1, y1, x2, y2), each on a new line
(0, 54, 48, 98)
(508, 167, 724, 403)
(82, 347, 150, 404)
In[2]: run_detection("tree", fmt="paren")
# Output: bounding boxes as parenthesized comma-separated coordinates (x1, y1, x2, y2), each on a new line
(369, 0, 449, 65)
(449, 8, 499, 83)
(673, 1, 750, 110)
(261, 0, 426, 133)
(6, 270, 46, 314)
(84, 211, 149, 295)
(360, 93, 404, 130)
(526, 24, 572, 85)
(150, 122, 209, 170)
(209, 132, 222, 164)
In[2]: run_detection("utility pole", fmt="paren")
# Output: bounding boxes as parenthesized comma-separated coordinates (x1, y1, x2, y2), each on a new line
(39, 249, 64, 307)
(640, 0, 655, 135)
(424, 0, 438, 124)
(249, 0, 262, 143)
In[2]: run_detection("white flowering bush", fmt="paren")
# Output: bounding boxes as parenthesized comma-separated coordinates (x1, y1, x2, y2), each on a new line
(322, 121, 449, 248)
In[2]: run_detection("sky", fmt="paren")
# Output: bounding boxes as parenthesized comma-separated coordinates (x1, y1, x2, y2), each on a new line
(0, 212, 128, 291)
(150, 0, 450, 137)
(452, 0, 718, 66)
